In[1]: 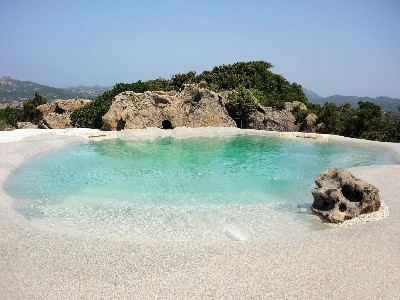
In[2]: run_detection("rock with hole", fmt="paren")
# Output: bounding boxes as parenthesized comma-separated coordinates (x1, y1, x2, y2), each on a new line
(311, 167, 381, 223)
(102, 84, 236, 131)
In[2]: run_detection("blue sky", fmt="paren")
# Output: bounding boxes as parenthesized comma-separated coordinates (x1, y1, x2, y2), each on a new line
(1, 0, 399, 98)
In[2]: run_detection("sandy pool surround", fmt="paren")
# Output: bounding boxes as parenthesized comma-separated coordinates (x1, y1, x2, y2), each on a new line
(1, 128, 400, 299)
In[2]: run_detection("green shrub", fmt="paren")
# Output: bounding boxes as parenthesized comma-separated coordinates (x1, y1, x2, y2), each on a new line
(146, 78, 174, 92)
(196, 61, 308, 106)
(70, 102, 109, 129)
(170, 71, 196, 90)
(314, 101, 400, 142)
(22, 91, 46, 123)
(292, 106, 309, 124)
(0, 107, 24, 127)
(226, 85, 257, 128)
(0, 119, 12, 131)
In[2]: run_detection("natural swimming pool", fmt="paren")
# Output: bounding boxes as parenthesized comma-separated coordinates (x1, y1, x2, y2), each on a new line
(4, 135, 395, 242)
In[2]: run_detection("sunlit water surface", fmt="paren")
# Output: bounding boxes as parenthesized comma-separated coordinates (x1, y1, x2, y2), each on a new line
(4, 135, 395, 242)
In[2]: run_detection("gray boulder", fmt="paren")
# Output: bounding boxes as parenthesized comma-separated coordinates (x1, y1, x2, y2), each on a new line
(311, 168, 381, 223)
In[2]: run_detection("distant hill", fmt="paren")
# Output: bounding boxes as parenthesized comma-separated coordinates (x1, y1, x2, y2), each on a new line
(303, 88, 400, 114)
(302, 88, 321, 100)
(0, 76, 109, 103)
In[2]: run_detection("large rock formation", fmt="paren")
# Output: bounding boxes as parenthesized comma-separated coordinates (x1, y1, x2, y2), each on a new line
(37, 99, 90, 129)
(102, 84, 236, 130)
(245, 101, 306, 132)
(300, 113, 320, 133)
(311, 168, 381, 223)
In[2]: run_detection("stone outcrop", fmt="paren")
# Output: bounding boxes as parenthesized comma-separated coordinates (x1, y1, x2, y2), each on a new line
(37, 99, 91, 129)
(311, 168, 381, 223)
(244, 101, 307, 132)
(102, 84, 236, 130)
(284, 101, 307, 111)
(245, 107, 299, 132)
(300, 113, 320, 133)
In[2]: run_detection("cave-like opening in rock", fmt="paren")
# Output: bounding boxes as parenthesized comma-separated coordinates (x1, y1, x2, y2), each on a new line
(342, 185, 363, 202)
(339, 203, 347, 212)
(161, 120, 173, 129)
(55, 106, 64, 114)
(116, 118, 126, 131)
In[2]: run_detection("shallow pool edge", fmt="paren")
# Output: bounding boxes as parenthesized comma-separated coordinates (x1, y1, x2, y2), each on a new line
(1, 127, 399, 219)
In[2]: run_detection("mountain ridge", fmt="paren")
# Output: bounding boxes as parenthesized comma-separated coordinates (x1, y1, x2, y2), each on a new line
(303, 88, 400, 113)
(0, 76, 109, 104)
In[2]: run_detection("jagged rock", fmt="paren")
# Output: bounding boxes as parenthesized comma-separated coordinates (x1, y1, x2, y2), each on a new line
(244, 99, 311, 132)
(300, 113, 319, 133)
(284, 101, 307, 111)
(102, 84, 236, 130)
(15, 122, 38, 129)
(311, 168, 381, 223)
(37, 99, 91, 129)
(245, 105, 300, 132)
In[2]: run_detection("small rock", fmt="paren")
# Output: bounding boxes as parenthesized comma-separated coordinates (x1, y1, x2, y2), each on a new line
(311, 167, 381, 223)
(15, 122, 38, 129)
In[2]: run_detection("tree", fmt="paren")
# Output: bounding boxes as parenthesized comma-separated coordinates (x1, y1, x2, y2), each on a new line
(170, 71, 196, 90)
(317, 103, 342, 134)
(382, 112, 400, 142)
(226, 85, 257, 128)
(337, 103, 357, 137)
(22, 91, 46, 123)
(314, 100, 400, 142)
(196, 61, 308, 107)
(355, 101, 383, 140)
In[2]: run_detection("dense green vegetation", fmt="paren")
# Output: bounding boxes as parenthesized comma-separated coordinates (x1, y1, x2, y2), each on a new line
(0, 107, 23, 130)
(314, 101, 400, 142)
(226, 85, 257, 128)
(22, 91, 46, 123)
(71, 61, 306, 129)
(196, 61, 307, 106)
(0, 91, 46, 129)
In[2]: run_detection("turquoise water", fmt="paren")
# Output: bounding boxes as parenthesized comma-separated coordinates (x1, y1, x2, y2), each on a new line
(4, 135, 395, 241)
